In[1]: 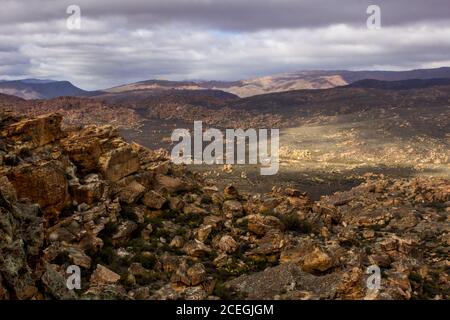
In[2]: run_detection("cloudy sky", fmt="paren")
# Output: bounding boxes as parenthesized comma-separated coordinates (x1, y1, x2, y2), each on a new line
(1, 0, 450, 90)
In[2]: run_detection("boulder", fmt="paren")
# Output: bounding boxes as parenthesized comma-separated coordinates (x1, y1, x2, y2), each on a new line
(222, 200, 243, 219)
(171, 262, 207, 286)
(99, 145, 140, 182)
(196, 225, 213, 242)
(118, 180, 146, 204)
(142, 190, 166, 209)
(41, 264, 78, 300)
(183, 240, 212, 257)
(7, 160, 70, 218)
(245, 214, 282, 236)
(301, 247, 333, 273)
(224, 263, 342, 299)
(217, 235, 238, 254)
(3, 113, 64, 148)
(155, 174, 184, 193)
(90, 264, 121, 286)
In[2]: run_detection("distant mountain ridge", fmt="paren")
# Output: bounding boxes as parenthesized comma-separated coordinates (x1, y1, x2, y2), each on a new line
(0, 79, 93, 100)
(348, 78, 450, 90)
(3, 67, 450, 100)
(103, 67, 450, 98)
(207, 67, 450, 97)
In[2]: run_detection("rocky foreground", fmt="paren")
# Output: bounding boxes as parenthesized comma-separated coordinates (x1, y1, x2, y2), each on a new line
(0, 112, 448, 300)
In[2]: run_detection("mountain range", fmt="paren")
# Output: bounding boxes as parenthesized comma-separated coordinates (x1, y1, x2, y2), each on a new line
(3, 67, 450, 100)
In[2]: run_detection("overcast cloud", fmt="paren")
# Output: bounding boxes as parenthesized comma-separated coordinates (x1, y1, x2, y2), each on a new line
(1, 0, 450, 89)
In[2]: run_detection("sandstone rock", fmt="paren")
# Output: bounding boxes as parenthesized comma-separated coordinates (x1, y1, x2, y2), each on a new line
(83, 284, 128, 300)
(245, 214, 282, 236)
(99, 145, 139, 182)
(71, 176, 105, 205)
(222, 200, 243, 219)
(141, 223, 153, 240)
(90, 264, 121, 286)
(217, 235, 238, 254)
(7, 160, 70, 218)
(183, 204, 207, 215)
(224, 185, 239, 200)
(0, 176, 16, 203)
(170, 235, 184, 248)
(61, 135, 102, 174)
(169, 196, 185, 211)
(246, 231, 285, 256)
(142, 190, 166, 209)
(196, 225, 213, 242)
(155, 174, 184, 193)
(112, 220, 137, 243)
(301, 247, 333, 273)
(118, 180, 146, 204)
(1, 111, 449, 301)
(3, 113, 64, 148)
(183, 240, 212, 257)
(66, 247, 92, 269)
(171, 262, 207, 286)
(203, 215, 224, 229)
(187, 263, 207, 286)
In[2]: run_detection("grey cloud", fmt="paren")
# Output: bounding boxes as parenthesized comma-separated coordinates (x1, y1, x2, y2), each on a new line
(0, 1, 450, 89)
(1, 0, 450, 31)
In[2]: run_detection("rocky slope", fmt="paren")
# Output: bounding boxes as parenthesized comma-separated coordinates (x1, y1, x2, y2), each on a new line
(0, 96, 142, 129)
(0, 112, 448, 300)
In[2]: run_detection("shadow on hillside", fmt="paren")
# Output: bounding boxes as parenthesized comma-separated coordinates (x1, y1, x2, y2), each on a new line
(190, 162, 448, 200)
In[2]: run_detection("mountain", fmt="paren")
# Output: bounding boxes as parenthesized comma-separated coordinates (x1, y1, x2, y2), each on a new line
(228, 77, 450, 117)
(0, 79, 93, 100)
(347, 78, 450, 90)
(2, 67, 450, 100)
(101, 67, 450, 98)
(207, 67, 450, 97)
(104, 79, 206, 93)
(0, 92, 25, 104)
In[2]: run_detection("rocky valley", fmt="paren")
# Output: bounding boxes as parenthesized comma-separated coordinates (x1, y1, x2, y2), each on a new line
(0, 111, 448, 300)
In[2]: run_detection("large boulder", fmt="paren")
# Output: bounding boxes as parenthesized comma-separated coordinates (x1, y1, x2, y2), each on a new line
(61, 135, 102, 174)
(3, 113, 64, 148)
(99, 145, 140, 182)
(90, 264, 121, 286)
(224, 263, 342, 300)
(7, 160, 70, 218)
(244, 214, 283, 236)
(61, 125, 117, 174)
(142, 190, 166, 209)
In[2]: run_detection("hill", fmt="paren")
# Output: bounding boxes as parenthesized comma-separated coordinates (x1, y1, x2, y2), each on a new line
(0, 79, 93, 99)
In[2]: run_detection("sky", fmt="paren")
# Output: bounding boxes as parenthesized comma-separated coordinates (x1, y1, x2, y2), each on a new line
(1, 0, 450, 90)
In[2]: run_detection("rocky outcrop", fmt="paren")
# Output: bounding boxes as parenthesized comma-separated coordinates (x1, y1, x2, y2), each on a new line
(2, 113, 64, 148)
(7, 160, 70, 218)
